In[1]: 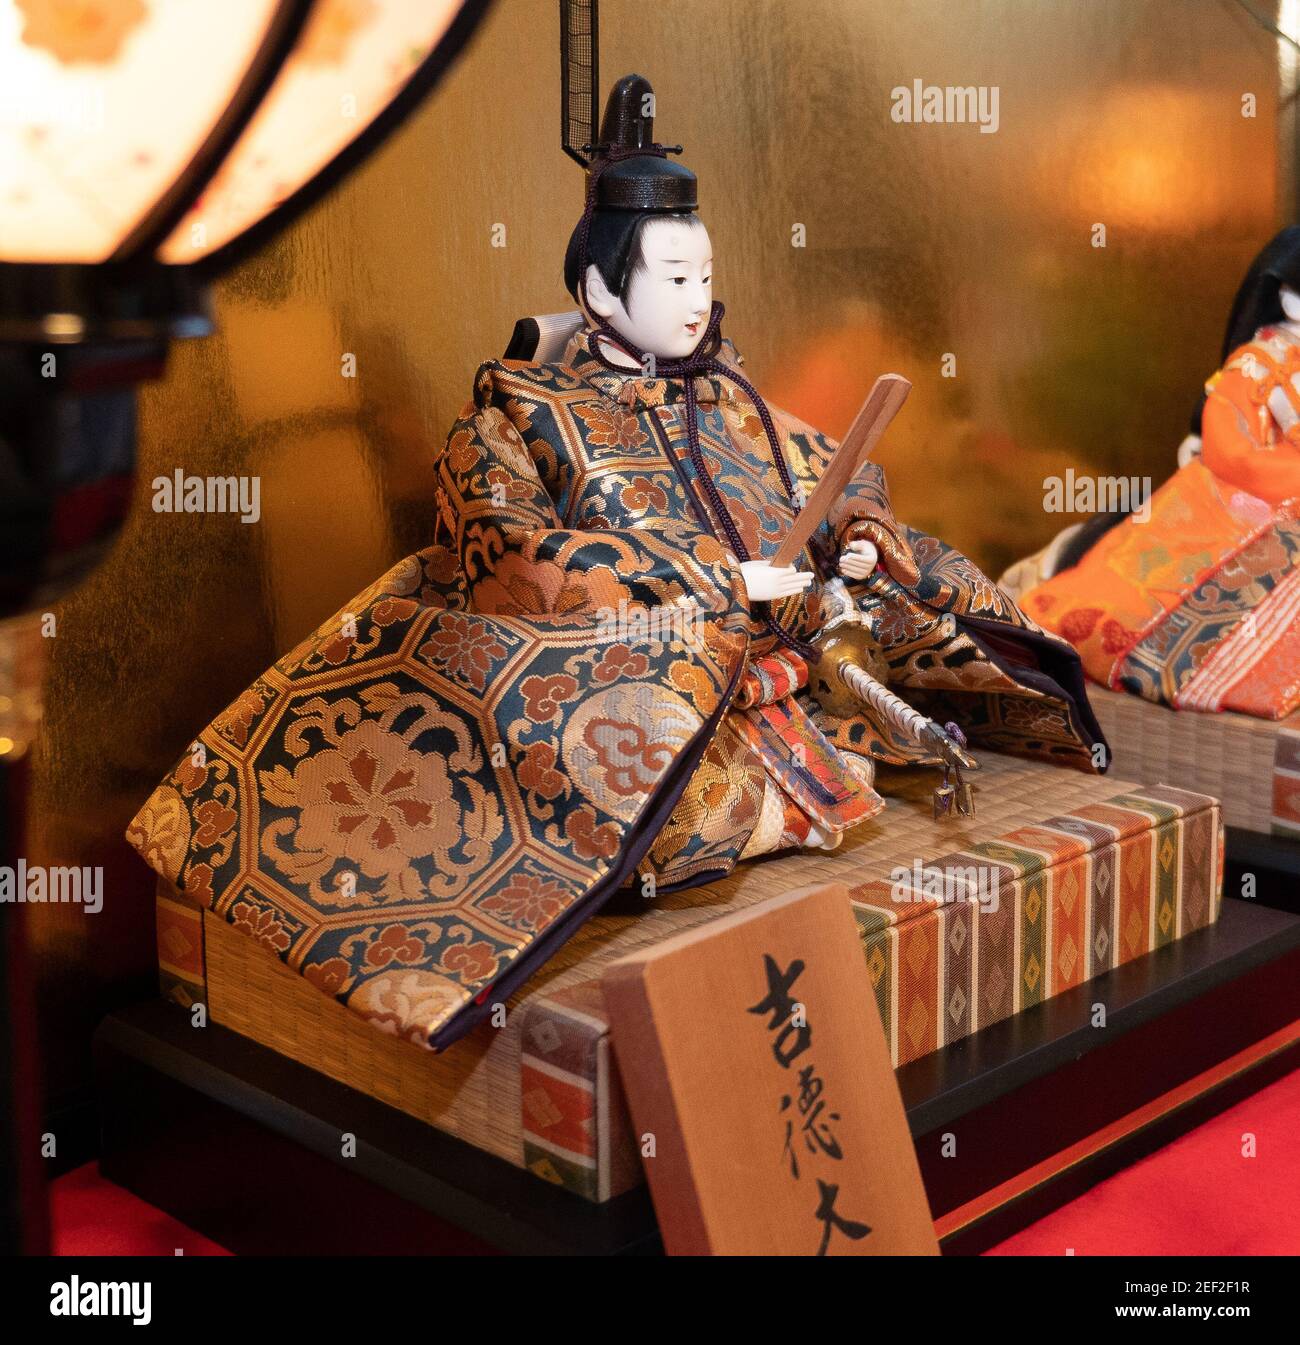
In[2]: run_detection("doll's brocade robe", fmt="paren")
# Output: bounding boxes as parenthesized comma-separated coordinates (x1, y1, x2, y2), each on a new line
(1022, 324, 1300, 718)
(126, 327, 1104, 1051)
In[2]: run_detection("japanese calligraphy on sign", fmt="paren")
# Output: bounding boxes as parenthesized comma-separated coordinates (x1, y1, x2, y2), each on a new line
(748, 953, 871, 1254)
(602, 882, 939, 1256)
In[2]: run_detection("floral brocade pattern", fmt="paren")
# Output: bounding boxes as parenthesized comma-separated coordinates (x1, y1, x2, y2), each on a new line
(127, 533, 750, 1050)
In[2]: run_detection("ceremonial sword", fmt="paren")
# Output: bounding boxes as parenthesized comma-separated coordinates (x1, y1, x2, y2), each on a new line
(775, 373, 979, 815)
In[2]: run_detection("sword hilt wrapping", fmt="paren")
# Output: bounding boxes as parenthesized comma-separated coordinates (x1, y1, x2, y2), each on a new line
(839, 662, 934, 743)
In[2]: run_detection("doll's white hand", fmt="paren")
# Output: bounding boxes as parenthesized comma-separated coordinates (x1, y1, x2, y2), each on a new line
(740, 561, 815, 602)
(1268, 382, 1300, 434)
(838, 538, 879, 580)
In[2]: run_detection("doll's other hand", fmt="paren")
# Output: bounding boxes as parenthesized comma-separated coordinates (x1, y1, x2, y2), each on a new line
(740, 561, 815, 602)
(1268, 382, 1300, 435)
(838, 538, 879, 580)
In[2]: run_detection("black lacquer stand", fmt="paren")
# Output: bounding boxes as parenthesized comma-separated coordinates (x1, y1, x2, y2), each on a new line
(95, 898, 1300, 1256)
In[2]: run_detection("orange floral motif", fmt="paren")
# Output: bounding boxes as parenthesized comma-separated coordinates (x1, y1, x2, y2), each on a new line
(173, 754, 208, 797)
(363, 924, 425, 970)
(1059, 608, 1102, 643)
(183, 861, 213, 908)
(267, 720, 453, 884)
(423, 546, 459, 587)
(619, 475, 669, 512)
(517, 740, 565, 800)
(1099, 618, 1133, 657)
(446, 426, 480, 476)
(630, 378, 668, 407)
(440, 939, 500, 984)
(418, 612, 507, 691)
(485, 465, 532, 502)
(193, 799, 236, 849)
(521, 672, 579, 719)
(594, 643, 649, 683)
(564, 807, 620, 861)
(504, 397, 536, 434)
(1220, 531, 1290, 588)
(733, 409, 767, 448)
(215, 686, 267, 748)
(124, 786, 189, 883)
(468, 551, 598, 619)
(17, 0, 147, 64)
(371, 597, 418, 626)
(957, 568, 1006, 614)
(873, 601, 932, 647)
(231, 900, 292, 955)
(317, 633, 354, 666)
(349, 968, 465, 1045)
(304, 957, 353, 996)
(479, 871, 569, 931)
(583, 717, 674, 795)
(575, 403, 648, 451)
(668, 660, 719, 714)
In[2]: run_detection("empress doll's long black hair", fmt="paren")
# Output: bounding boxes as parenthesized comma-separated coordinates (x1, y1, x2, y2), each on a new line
(1191, 225, 1300, 435)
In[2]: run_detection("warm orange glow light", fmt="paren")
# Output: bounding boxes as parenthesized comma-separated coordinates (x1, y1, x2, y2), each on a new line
(0, 0, 283, 261)
(1046, 85, 1264, 235)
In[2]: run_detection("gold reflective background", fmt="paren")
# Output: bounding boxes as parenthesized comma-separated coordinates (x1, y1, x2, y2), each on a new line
(22, 0, 1290, 1103)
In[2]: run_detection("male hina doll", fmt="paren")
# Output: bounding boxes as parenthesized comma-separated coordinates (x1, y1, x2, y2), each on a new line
(1006, 226, 1300, 719)
(126, 76, 1104, 1051)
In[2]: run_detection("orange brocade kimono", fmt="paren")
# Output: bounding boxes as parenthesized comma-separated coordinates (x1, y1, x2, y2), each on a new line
(1022, 324, 1300, 718)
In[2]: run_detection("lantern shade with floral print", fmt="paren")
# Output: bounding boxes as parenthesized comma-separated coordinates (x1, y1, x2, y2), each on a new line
(0, 0, 490, 341)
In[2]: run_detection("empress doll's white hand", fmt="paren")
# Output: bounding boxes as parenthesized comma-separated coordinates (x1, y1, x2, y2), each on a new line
(1268, 382, 1300, 434)
(838, 538, 879, 579)
(740, 561, 814, 602)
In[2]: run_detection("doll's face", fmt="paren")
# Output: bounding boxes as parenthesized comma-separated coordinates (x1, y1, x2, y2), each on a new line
(585, 217, 713, 361)
(1281, 283, 1300, 323)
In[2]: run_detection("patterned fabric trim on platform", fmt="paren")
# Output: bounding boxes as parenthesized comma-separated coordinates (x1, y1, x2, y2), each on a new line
(156, 885, 207, 1010)
(519, 981, 640, 1201)
(1274, 726, 1300, 839)
(517, 783, 1223, 1200)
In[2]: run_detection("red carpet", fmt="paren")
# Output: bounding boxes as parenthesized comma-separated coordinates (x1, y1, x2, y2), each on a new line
(50, 1067, 1300, 1256)
(51, 1163, 229, 1256)
(986, 1066, 1300, 1255)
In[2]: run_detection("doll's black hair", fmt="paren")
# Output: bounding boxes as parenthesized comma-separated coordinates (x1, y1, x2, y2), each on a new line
(1190, 225, 1300, 434)
(563, 209, 704, 306)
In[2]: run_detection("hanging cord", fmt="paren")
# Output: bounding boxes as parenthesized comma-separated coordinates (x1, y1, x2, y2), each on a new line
(576, 153, 820, 658)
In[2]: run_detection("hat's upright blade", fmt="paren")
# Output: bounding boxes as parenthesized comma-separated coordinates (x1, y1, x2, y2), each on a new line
(561, 0, 599, 168)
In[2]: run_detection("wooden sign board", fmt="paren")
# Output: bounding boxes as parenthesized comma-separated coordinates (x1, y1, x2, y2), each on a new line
(602, 882, 938, 1256)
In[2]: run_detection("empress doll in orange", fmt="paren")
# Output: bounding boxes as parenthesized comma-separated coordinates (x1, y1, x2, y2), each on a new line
(1012, 227, 1300, 719)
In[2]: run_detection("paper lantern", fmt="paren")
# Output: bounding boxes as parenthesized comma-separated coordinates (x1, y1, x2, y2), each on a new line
(0, 0, 490, 341)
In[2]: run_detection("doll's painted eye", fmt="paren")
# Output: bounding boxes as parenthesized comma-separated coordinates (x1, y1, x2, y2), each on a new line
(672, 277, 686, 285)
